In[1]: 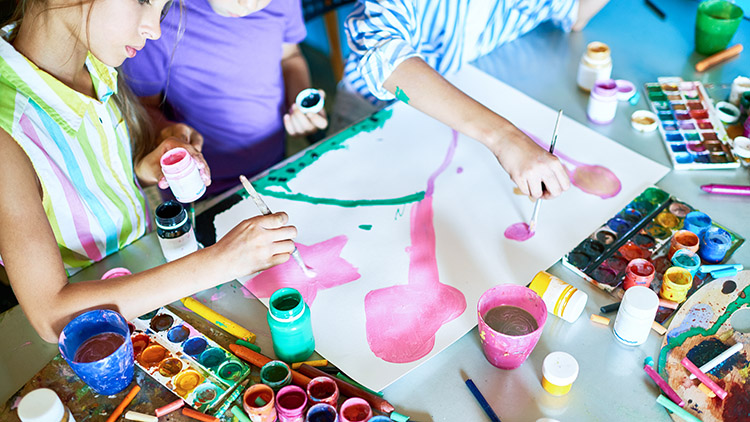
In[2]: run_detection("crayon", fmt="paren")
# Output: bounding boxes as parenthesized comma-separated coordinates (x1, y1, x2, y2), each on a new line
(182, 407, 220, 422)
(298, 363, 395, 413)
(656, 395, 702, 422)
(182, 297, 256, 343)
(236, 338, 261, 353)
(600, 302, 620, 313)
(105, 385, 141, 422)
(643, 360, 684, 407)
(465, 379, 502, 422)
(154, 399, 184, 417)
(228, 343, 312, 387)
(681, 357, 728, 399)
(700, 184, 750, 196)
(695, 44, 743, 72)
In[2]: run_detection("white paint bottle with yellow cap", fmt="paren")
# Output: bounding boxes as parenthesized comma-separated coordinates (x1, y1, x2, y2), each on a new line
(528, 271, 588, 323)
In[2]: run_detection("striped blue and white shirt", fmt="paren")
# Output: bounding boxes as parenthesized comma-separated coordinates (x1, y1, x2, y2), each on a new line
(343, 0, 579, 103)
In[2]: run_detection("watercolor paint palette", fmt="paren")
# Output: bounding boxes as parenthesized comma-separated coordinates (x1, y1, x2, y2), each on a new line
(644, 77, 739, 170)
(131, 307, 251, 412)
(562, 187, 744, 322)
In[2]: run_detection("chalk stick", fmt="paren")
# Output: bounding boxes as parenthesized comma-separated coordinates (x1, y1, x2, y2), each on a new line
(105, 385, 140, 422)
(291, 359, 328, 369)
(124, 411, 158, 422)
(656, 395, 702, 422)
(695, 44, 743, 72)
(689, 343, 743, 380)
(651, 321, 667, 336)
(658, 299, 678, 310)
(600, 302, 620, 314)
(154, 399, 184, 417)
(182, 407, 219, 422)
(698, 383, 716, 398)
(643, 363, 684, 407)
(231, 406, 253, 422)
(590, 314, 610, 325)
(681, 357, 728, 400)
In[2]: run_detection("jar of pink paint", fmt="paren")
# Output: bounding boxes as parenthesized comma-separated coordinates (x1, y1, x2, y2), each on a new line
(587, 79, 618, 125)
(160, 147, 206, 203)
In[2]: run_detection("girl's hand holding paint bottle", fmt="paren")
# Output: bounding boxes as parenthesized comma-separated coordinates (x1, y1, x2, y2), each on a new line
(283, 89, 328, 137)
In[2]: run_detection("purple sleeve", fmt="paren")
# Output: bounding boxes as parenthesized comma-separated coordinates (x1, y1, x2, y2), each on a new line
(284, 0, 307, 44)
(120, 36, 170, 97)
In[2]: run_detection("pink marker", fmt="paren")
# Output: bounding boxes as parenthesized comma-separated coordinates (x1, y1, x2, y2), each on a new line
(643, 359, 684, 407)
(700, 184, 750, 196)
(681, 357, 728, 400)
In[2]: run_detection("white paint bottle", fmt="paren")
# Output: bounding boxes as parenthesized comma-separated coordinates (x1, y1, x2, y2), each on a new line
(160, 147, 206, 203)
(587, 79, 618, 125)
(155, 200, 199, 262)
(17, 388, 76, 422)
(613, 285, 659, 346)
(576, 42, 612, 92)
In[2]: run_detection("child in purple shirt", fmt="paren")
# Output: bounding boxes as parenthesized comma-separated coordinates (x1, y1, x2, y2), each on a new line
(123, 0, 328, 196)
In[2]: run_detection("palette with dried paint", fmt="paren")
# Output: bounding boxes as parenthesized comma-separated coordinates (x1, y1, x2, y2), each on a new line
(131, 307, 251, 413)
(562, 186, 744, 322)
(645, 77, 739, 170)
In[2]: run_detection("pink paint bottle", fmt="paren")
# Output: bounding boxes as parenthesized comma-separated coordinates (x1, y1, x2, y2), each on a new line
(339, 397, 372, 422)
(306, 376, 339, 408)
(275, 385, 307, 422)
(160, 147, 206, 203)
(623, 259, 655, 290)
(587, 79, 618, 125)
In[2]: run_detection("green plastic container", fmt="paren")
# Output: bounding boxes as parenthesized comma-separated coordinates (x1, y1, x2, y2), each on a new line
(695, 0, 744, 55)
(268, 288, 315, 363)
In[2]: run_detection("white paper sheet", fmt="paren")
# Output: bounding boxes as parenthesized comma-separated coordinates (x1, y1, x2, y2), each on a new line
(214, 65, 669, 391)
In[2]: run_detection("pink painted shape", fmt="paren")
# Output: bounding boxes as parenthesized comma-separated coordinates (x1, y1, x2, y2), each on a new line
(364, 131, 467, 363)
(504, 222, 535, 241)
(243, 235, 361, 305)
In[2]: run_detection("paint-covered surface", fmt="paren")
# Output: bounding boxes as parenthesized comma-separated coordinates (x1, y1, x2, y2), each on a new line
(659, 270, 750, 422)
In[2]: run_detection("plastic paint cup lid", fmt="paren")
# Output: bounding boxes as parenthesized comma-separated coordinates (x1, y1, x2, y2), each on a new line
(620, 285, 659, 318)
(716, 101, 740, 124)
(295, 88, 324, 114)
(733, 136, 750, 158)
(17, 389, 66, 422)
(615, 80, 636, 101)
(101, 267, 132, 279)
(542, 352, 579, 386)
(630, 110, 658, 132)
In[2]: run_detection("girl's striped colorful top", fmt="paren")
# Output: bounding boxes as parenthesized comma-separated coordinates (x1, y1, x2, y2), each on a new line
(0, 37, 147, 275)
(343, 0, 579, 104)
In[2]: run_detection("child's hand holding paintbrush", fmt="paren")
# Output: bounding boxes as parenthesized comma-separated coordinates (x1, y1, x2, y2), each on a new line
(528, 109, 564, 233)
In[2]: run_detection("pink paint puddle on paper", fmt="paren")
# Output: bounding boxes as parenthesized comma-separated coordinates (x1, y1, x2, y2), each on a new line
(365, 131, 467, 363)
(243, 236, 361, 305)
(504, 222, 535, 241)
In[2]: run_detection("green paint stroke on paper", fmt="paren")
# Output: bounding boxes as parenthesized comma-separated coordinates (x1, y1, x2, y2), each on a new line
(359, 225, 373, 230)
(657, 284, 750, 375)
(249, 108, 425, 207)
(395, 87, 410, 104)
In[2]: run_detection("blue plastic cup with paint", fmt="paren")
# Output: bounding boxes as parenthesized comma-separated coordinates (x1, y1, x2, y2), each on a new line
(683, 211, 712, 237)
(699, 227, 732, 263)
(58, 309, 134, 395)
(671, 249, 701, 276)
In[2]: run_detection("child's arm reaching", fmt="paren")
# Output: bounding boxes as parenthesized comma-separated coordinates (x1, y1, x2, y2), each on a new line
(382, 57, 570, 199)
(281, 43, 328, 136)
(572, 0, 610, 31)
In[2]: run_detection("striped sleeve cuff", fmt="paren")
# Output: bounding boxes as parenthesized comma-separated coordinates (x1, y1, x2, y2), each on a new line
(357, 38, 421, 101)
(549, 0, 579, 31)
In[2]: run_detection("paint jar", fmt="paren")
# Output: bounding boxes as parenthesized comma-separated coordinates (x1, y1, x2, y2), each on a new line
(528, 271, 588, 323)
(613, 286, 659, 346)
(668, 230, 700, 260)
(477, 284, 547, 369)
(541, 351, 579, 396)
(699, 227, 733, 264)
(306, 376, 339, 408)
(268, 288, 315, 363)
(160, 147, 206, 203)
(659, 267, 693, 303)
(276, 385, 307, 422)
(576, 41, 612, 92)
(243, 383, 277, 422)
(671, 249, 701, 276)
(623, 259, 655, 290)
(339, 397, 372, 422)
(295, 88, 325, 114)
(730, 76, 750, 105)
(683, 211, 712, 238)
(155, 200, 199, 262)
(741, 91, 750, 116)
(58, 309, 134, 395)
(587, 79, 618, 125)
(260, 360, 293, 391)
(306, 403, 339, 422)
(17, 389, 76, 422)
(716, 101, 740, 124)
(733, 136, 750, 166)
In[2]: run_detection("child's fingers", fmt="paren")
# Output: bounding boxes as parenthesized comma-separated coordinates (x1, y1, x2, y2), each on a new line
(189, 129, 204, 152)
(527, 176, 544, 199)
(289, 110, 311, 135)
(254, 212, 290, 229)
(268, 252, 292, 266)
(308, 112, 328, 130)
(283, 114, 295, 135)
(272, 239, 296, 255)
(158, 177, 169, 190)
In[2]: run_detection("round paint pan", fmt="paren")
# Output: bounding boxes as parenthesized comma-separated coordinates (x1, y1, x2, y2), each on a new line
(630, 110, 658, 132)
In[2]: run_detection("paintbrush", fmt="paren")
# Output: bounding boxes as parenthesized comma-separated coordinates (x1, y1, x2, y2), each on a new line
(238, 175, 316, 277)
(528, 109, 563, 234)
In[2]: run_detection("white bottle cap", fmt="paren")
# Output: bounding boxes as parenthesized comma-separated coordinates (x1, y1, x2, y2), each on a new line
(621, 285, 659, 319)
(542, 351, 579, 386)
(17, 389, 65, 422)
(560, 289, 588, 323)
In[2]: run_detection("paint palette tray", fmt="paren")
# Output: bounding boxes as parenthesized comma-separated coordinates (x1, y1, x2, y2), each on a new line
(644, 77, 739, 170)
(131, 307, 251, 413)
(562, 186, 744, 322)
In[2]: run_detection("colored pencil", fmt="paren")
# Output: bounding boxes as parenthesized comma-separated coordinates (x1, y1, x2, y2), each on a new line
(689, 343, 743, 380)
(656, 395, 702, 422)
(681, 357, 728, 399)
(297, 364, 395, 413)
(239, 175, 315, 277)
(695, 44, 743, 72)
(701, 184, 750, 196)
(105, 385, 141, 422)
(465, 379, 502, 422)
(228, 343, 312, 387)
(644, 0, 666, 19)
(528, 109, 563, 233)
(182, 407, 219, 422)
(154, 398, 184, 417)
(181, 296, 256, 343)
(643, 363, 684, 407)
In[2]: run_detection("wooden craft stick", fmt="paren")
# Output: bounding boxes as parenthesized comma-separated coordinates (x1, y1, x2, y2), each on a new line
(695, 44, 743, 72)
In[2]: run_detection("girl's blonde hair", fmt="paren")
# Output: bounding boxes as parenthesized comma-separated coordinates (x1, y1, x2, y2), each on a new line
(3, 0, 156, 161)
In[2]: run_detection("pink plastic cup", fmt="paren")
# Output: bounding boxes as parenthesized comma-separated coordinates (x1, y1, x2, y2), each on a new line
(477, 284, 547, 369)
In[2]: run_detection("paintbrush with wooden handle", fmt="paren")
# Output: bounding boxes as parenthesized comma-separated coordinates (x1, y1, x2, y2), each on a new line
(528, 109, 563, 234)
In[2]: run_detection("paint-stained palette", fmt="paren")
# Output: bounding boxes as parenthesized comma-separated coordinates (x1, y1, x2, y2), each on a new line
(645, 77, 739, 170)
(130, 307, 251, 413)
(658, 270, 750, 422)
(562, 186, 744, 322)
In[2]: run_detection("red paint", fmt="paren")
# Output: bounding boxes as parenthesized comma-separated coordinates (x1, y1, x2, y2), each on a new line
(618, 242, 650, 261)
(342, 404, 371, 421)
(162, 149, 186, 165)
(73, 332, 125, 363)
(131, 333, 150, 357)
(623, 258, 655, 290)
(278, 391, 306, 408)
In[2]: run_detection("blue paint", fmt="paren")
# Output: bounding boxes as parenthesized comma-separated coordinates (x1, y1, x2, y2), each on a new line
(199, 347, 227, 368)
(606, 217, 633, 235)
(306, 403, 339, 422)
(671, 249, 700, 276)
(167, 325, 189, 343)
(699, 227, 732, 264)
(674, 152, 693, 164)
(183, 337, 208, 357)
(683, 211, 712, 237)
(58, 309, 134, 395)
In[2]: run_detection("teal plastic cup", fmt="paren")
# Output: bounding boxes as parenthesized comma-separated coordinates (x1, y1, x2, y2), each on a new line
(695, 0, 744, 55)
